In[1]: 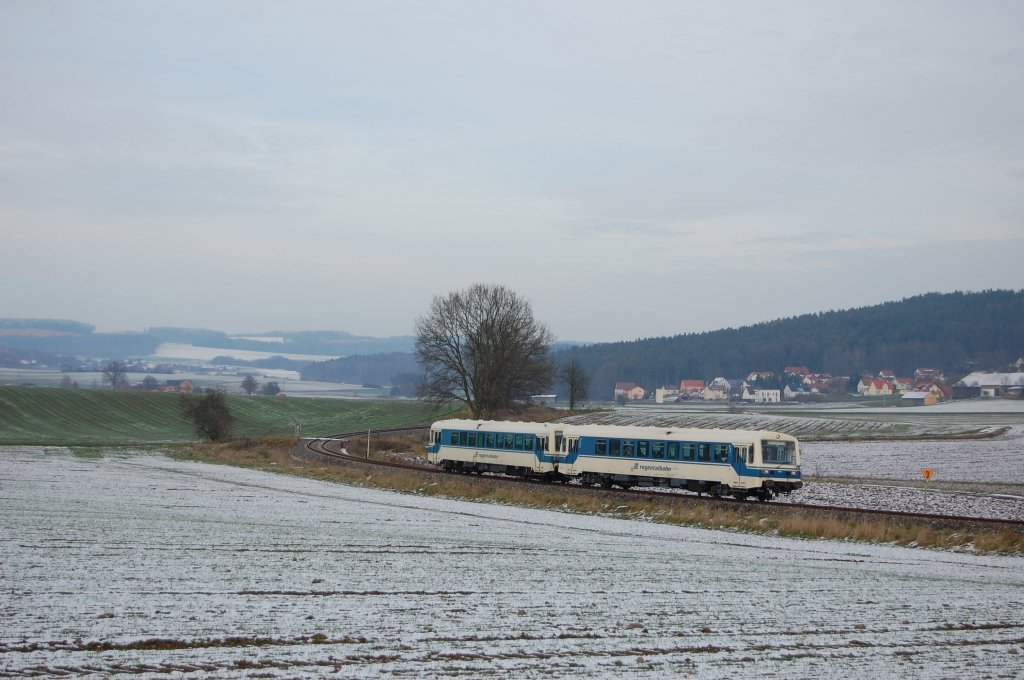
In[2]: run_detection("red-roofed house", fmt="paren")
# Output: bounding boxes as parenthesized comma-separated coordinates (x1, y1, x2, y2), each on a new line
(784, 366, 809, 376)
(858, 378, 894, 396)
(679, 379, 705, 399)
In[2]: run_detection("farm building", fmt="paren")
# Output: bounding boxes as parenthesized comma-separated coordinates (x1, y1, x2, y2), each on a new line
(956, 372, 1024, 398)
(901, 391, 938, 406)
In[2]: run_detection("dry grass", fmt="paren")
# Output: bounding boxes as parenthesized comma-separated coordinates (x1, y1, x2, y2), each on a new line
(174, 438, 1024, 555)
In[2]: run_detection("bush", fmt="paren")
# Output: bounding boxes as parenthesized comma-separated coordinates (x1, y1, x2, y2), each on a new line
(180, 390, 235, 441)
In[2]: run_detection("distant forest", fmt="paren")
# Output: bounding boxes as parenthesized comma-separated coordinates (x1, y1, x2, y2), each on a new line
(301, 352, 420, 389)
(554, 290, 1024, 397)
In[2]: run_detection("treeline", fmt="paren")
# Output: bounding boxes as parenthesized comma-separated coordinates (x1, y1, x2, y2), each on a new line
(0, 319, 95, 334)
(0, 329, 159, 357)
(209, 355, 309, 371)
(552, 290, 1024, 397)
(301, 352, 420, 387)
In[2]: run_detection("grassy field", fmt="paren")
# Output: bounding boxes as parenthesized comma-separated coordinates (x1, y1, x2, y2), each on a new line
(0, 386, 453, 446)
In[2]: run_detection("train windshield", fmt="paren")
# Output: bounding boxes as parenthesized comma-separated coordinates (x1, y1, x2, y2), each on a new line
(761, 440, 796, 465)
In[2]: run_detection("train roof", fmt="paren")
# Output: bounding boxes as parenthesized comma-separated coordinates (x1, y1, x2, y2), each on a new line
(432, 419, 797, 442)
(431, 419, 559, 434)
(559, 422, 798, 442)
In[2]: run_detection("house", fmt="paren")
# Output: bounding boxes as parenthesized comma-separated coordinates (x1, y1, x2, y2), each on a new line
(164, 379, 194, 393)
(858, 378, 894, 396)
(784, 366, 809, 377)
(901, 391, 938, 407)
(893, 377, 914, 394)
(703, 377, 731, 401)
(746, 371, 774, 383)
(783, 385, 800, 401)
(654, 387, 679, 404)
(679, 379, 705, 399)
(914, 368, 946, 383)
(754, 389, 781, 403)
(878, 369, 896, 380)
(614, 382, 645, 400)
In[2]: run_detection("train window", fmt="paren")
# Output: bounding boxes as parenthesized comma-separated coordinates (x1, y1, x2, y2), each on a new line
(514, 434, 524, 450)
(486, 433, 495, 448)
(568, 438, 579, 454)
(680, 443, 695, 461)
(762, 440, 795, 464)
(697, 444, 710, 462)
(539, 436, 547, 451)
(713, 444, 729, 462)
(468, 432, 477, 447)
(504, 433, 514, 449)
(623, 440, 635, 457)
(652, 442, 665, 459)
(667, 442, 678, 460)
(610, 439, 621, 456)
(595, 439, 607, 456)
(524, 435, 535, 450)
(637, 441, 649, 458)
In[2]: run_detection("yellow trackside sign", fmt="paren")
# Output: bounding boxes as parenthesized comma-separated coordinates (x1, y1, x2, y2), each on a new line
(922, 468, 934, 482)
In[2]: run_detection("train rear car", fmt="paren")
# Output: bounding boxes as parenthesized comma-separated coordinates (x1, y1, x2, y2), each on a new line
(427, 419, 561, 477)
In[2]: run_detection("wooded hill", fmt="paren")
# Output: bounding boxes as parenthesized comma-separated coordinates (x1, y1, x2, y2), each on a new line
(554, 290, 1024, 397)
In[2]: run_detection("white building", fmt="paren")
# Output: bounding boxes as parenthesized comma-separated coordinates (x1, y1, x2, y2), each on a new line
(956, 372, 1024, 398)
(754, 389, 781, 403)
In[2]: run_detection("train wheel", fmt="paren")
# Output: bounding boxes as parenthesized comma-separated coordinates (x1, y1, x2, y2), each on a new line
(757, 488, 775, 503)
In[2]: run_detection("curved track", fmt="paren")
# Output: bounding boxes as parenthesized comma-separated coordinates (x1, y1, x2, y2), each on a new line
(302, 429, 1024, 529)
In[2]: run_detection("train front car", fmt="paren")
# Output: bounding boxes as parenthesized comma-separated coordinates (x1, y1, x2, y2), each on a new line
(559, 424, 801, 501)
(749, 431, 802, 500)
(427, 419, 557, 477)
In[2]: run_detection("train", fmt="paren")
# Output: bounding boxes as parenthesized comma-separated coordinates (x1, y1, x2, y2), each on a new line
(427, 419, 802, 501)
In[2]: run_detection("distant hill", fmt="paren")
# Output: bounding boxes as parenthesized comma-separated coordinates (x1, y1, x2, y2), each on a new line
(0, 319, 159, 357)
(552, 290, 1024, 398)
(0, 321, 414, 360)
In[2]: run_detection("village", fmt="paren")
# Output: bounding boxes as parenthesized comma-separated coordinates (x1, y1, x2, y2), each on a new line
(614, 358, 1024, 407)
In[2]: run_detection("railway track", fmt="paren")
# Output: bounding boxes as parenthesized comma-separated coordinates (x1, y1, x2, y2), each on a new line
(300, 429, 1024, 529)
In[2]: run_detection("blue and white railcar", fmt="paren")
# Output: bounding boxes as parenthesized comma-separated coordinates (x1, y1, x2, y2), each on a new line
(427, 419, 564, 477)
(556, 424, 801, 500)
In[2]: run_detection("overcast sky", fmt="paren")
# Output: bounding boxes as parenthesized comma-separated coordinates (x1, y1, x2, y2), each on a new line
(1, 1, 1022, 343)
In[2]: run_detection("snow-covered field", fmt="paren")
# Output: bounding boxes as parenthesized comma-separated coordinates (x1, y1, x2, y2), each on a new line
(800, 427, 1024, 484)
(2, 448, 1023, 678)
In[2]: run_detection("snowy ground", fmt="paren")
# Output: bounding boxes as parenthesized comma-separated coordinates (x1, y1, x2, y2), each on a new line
(2, 448, 1023, 678)
(786, 426, 1024, 519)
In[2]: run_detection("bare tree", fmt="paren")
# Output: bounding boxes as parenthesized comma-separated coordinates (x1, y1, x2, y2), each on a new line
(141, 375, 158, 391)
(415, 283, 555, 419)
(561, 357, 590, 410)
(241, 374, 259, 395)
(102, 360, 128, 389)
